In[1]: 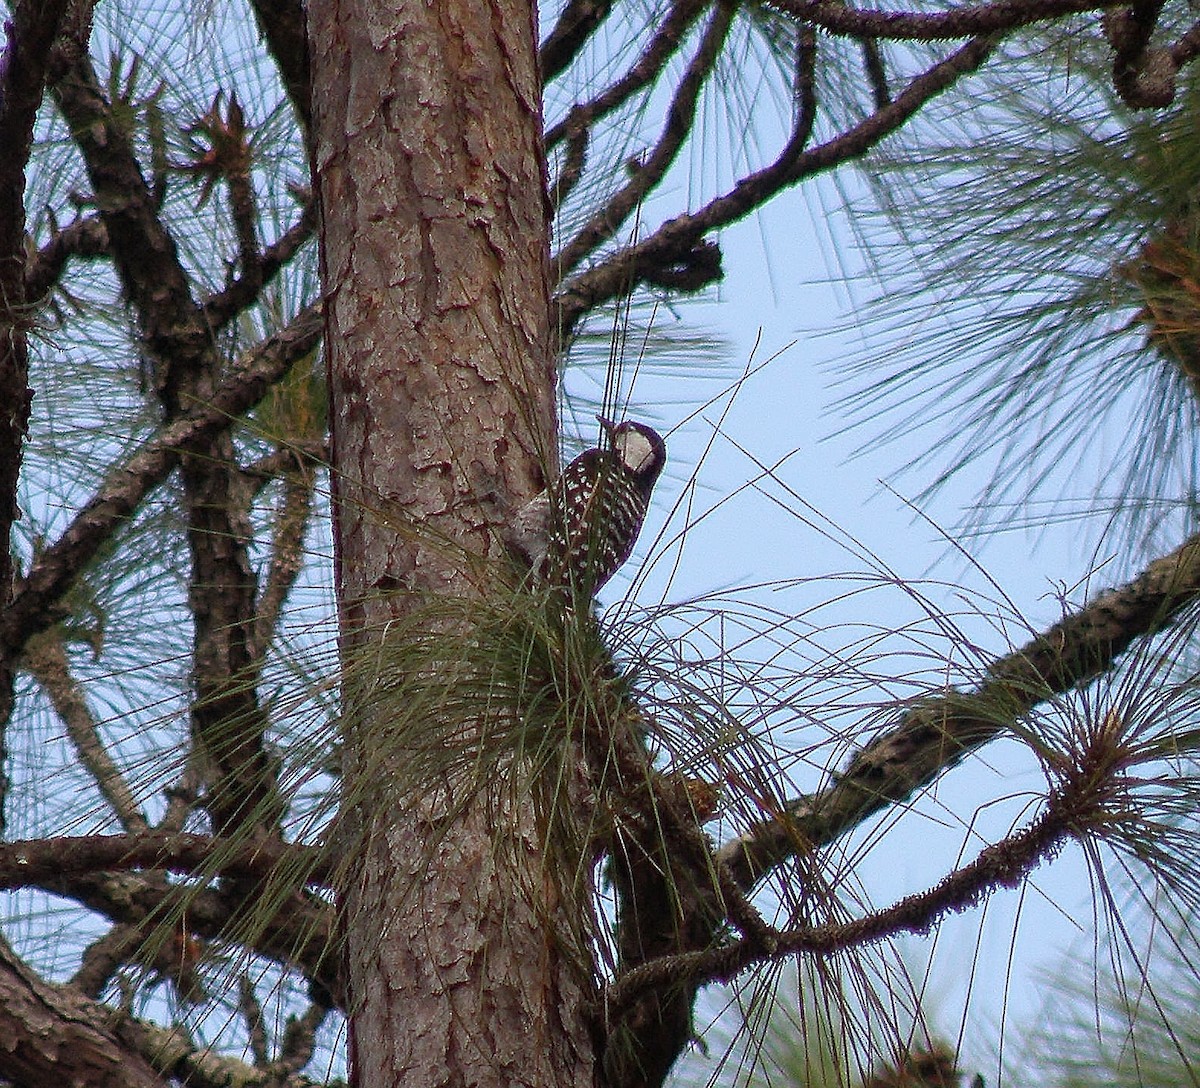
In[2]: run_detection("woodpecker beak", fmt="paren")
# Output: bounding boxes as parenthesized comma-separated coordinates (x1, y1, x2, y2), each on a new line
(597, 415, 618, 440)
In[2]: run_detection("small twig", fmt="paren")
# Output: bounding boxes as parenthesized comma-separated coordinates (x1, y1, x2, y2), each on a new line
(253, 461, 317, 662)
(202, 195, 317, 328)
(240, 973, 271, 1066)
(24, 214, 108, 303)
(550, 131, 588, 212)
(240, 439, 329, 485)
(278, 1001, 330, 1072)
(1169, 18, 1200, 66)
(861, 38, 892, 107)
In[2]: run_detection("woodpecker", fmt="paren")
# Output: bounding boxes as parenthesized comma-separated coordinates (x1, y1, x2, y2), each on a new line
(508, 418, 666, 601)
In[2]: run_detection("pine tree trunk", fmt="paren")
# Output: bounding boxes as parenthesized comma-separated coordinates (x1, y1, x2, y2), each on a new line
(308, 1, 597, 1083)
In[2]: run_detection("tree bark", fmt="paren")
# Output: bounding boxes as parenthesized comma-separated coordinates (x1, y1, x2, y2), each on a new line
(308, 1, 594, 1084)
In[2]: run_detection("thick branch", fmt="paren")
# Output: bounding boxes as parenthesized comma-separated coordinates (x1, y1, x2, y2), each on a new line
(34, 866, 340, 1002)
(539, 0, 614, 83)
(0, 932, 168, 1088)
(248, 0, 312, 132)
(0, 0, 77, 832)
(118, 1010, 328, 1088)
(52, 50, 205, 402)
(766, 0, 1127, 40)
(0, 832, 327, 890)
(721, 528, 1200, 887)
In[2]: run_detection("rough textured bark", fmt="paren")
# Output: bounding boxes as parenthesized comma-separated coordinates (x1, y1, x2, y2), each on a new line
(0, 934, 167, 1088)
(308, 1, 593, 1084)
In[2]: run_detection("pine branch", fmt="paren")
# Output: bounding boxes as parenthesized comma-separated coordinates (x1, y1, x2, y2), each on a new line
(0, 931, 169, 1088)
(202, 194, 317, 328)
(23, 213, 108, 302)
(539, 0, 615, 84)
(248, 0, 312, 132)
(554, 35, 995, 343)
(32, 866, 339, 1002)
(0, 304, 323, 661)
(721, 528, 1200, 886)
(0, 0, 78, 834)
(23, 630, 149, 833)
(544, 0, 707, 152)
(766, 0, 1129, 40)
(552, 0, 736, 281)
(0, 832, 327, 889)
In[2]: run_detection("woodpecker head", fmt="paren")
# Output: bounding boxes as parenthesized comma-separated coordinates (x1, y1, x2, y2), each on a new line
(599, 417, 666, 486)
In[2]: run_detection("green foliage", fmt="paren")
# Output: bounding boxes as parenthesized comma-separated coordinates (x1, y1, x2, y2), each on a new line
(847, 23, 1200, 550)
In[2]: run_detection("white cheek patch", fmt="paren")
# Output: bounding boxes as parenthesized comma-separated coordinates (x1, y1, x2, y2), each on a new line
(617, 431, 656, 473)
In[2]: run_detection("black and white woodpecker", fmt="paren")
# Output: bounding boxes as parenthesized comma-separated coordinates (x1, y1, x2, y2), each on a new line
(507, 417, 667, 602)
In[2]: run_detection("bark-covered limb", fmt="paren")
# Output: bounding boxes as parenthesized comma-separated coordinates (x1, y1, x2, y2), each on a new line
(0, 931, 169, 1088)
(248, 0, 311, 132)
(181, 436, 275, 838)
(240, 973, 271, 1065)
(52, 50, 206, 404)
(242, 440, 329, 483)
(0, 832, 327, 890)
(616, 529, 1200, 1083)
(23, 213, 108, 302)
(550, 130, 588, 212)
(766, 0, 1126, 40)
(544, 0, 706, 152)
(73, 923, 153, 997)
(278, 1000, 331, 1073)
(23, 630, 149, 833)
(56, 52, 279, 841)
(35, 866, 340, 1002)
(554, 35, 994, 343)
(1105, 0, 1177, 106)
(0, 0, 77, 834)
(862, 38, 892, 107)
(603, 765, 773, 1088)
(720, 528, 1200, 888)
(539, 0, 614, 84)
(608, 778, 1079, 1018)
(0, 304, 323, 661)
(202, 195, 317, 328)
(116, 1008, 327, 1088)
(553, 0, 735, 281)
(1170, 19, 1200, 65)
(252, 461, 317, 666)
